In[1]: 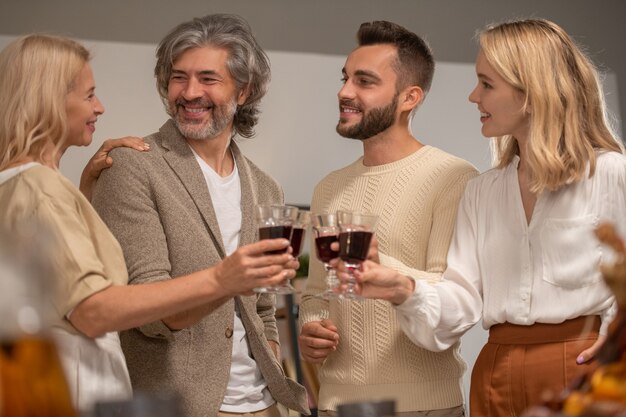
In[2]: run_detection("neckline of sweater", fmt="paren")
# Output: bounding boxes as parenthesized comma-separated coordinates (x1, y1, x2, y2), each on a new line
(353, 145, 433, 175)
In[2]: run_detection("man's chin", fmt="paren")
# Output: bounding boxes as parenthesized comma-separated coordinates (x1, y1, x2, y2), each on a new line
(336, 125, 367, 141)
(174, 120, 213, 140)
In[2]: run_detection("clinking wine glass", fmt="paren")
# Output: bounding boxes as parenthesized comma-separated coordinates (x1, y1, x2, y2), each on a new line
(255, 204, 299, 294)
(337, 210, 378, 300)
(290, 210, 311, 259)
(312, 213, 342, 299)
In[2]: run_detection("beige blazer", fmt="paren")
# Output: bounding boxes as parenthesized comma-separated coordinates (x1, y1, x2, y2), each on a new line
(92, 120, 309, 417)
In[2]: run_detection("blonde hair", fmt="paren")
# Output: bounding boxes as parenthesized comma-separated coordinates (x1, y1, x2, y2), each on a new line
(479, 19, 624, 193)
(0, 34, 90, 170)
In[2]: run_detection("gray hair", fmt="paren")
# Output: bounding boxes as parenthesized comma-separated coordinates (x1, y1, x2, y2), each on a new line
(155, 14, 270, 138)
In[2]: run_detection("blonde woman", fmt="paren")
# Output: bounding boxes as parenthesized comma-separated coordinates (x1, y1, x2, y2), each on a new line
(0, 34, 297, 412)
(337, 19, 626, 416)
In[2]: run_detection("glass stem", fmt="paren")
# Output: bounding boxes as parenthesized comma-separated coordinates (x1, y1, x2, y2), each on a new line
(324, 265, 338, 290)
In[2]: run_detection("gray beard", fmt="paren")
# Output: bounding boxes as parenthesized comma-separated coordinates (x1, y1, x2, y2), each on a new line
(169, 99, 237, 140)
(173, 116, 227, 140)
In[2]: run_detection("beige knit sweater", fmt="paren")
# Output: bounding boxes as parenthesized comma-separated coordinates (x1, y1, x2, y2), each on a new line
(300, 145, 478, 412)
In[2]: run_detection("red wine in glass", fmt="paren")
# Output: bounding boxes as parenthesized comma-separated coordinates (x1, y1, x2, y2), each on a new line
(315, 235, 339, 263)
(339, 231, 373, 264)
(312, 212, 342, 300)
(290, 227, 306, 257)
(337, 210, 378, 300)
(259, 225, 293, 254)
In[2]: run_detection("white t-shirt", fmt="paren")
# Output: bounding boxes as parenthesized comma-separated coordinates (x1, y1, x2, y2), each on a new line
(192, 149, 274, 412)
(395, 151, 626, 352)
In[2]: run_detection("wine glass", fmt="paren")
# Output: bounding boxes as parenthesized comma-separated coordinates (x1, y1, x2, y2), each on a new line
(255, 204, 299, 294)
(337, 210, 378, 300)
(290, 210, 311, 258)
(312, 213, 342, 299)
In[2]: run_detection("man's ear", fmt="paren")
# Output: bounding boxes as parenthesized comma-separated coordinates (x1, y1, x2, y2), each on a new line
(400, 86, 424, 112)
(237, 85, 251, 105)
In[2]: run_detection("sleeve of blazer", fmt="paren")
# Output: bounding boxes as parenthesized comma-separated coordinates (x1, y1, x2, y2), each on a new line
(257, 293, 279, 343)
(92, 146, 176, 339)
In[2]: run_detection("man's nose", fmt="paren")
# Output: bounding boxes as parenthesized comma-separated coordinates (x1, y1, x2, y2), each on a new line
(182, 78, 202, 100)
(337, 80, 355, 100)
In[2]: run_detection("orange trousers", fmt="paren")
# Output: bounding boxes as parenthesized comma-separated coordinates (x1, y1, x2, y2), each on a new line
(470, 316, 600, 417)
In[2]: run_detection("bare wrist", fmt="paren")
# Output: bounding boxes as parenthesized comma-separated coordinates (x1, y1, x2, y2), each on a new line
(392, 275, 415, 305)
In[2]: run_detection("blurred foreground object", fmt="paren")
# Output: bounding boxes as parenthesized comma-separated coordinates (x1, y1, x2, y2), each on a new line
(524, 223, 626, 417)
(0, 223, 78, 417)
(337, 400, 396, 417)
(94, 392, 181, 417)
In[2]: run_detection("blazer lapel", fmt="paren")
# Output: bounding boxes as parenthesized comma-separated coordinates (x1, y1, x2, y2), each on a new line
(158, 120, 226, 258)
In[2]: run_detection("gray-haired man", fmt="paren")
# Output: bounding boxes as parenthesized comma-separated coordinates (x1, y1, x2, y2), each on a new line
(92, 14, 309, 417)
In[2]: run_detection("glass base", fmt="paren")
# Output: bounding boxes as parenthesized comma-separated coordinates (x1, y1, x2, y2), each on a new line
(253, 283, 296, 295)
(315, 289, 343, 300)
(339, 291, 364, 301)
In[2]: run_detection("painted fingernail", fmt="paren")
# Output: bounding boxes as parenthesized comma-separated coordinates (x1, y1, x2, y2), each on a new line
(576, 355, 585, 364)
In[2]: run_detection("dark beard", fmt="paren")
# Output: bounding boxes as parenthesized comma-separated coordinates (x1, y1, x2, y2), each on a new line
(336, 92, 399, 140)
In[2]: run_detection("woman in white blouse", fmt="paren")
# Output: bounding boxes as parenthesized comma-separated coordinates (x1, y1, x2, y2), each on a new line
(337, 19, 626, 416)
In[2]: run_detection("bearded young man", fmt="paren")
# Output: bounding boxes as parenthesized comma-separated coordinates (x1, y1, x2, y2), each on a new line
(298, 21, 477, 417)
(91, 14, 309, 417)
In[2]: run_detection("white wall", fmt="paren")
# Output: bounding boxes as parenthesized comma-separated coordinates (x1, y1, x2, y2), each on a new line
(0, 34, 622, 405)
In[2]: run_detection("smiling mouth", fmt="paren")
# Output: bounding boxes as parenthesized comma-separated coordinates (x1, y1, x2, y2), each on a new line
(178, 105, 213, 120)
(185, 107, 207, 113)
(339, 103, 362, 122)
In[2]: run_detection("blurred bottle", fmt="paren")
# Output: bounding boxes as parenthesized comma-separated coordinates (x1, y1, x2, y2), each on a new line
(93, 392, 182, 417)
(337, 400, 396, 417)
(0, 223, 78, 417)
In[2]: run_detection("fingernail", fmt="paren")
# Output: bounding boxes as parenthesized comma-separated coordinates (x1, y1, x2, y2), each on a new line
(576, 355, 585, 364)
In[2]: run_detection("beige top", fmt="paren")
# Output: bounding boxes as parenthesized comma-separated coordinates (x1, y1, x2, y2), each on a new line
(0, 163, 132, 410)
(0, 164, 128, 331)
(300, 146, 478, 412)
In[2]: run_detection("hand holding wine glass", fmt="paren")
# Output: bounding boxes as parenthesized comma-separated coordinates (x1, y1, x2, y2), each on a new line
(254, 204, 299, 294)
(336, 260, 416, 305)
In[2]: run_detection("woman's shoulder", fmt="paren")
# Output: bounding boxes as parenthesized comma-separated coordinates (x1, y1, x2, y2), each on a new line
(596, 150, 626, 168)
(467, 164, 508, 188)
(4, 164, 68, 195)
(23, 165, 80, 198)
(589, 150, 626, 185)
(0, 164, 83, 225)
